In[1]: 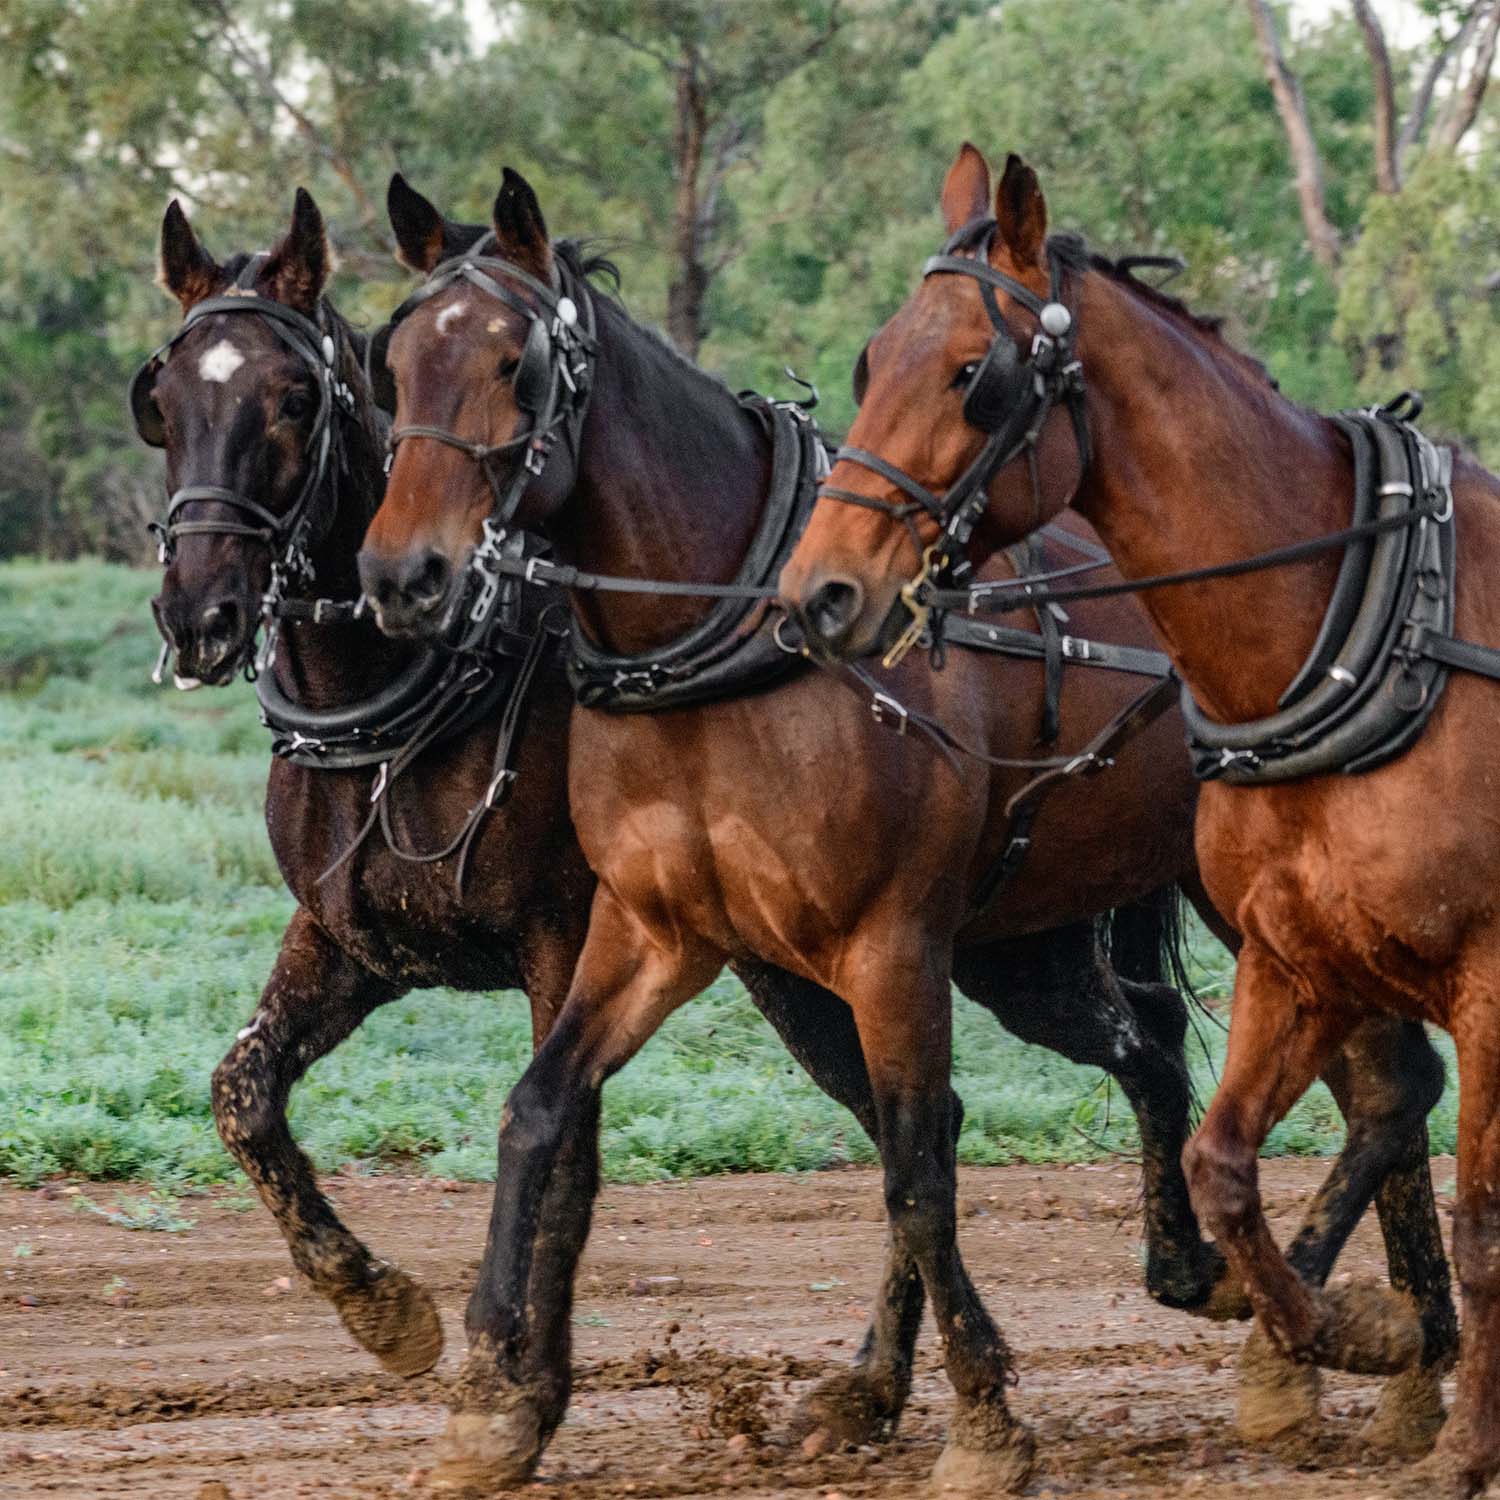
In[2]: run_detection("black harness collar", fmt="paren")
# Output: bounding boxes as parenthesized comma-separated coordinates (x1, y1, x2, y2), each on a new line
(133, 254, 357, 677)
(822, 220, 1095, 665)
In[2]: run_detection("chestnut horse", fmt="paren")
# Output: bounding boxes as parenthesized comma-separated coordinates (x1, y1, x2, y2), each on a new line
(357, 170, 1453, 1492)
(141, 192, 1226, 1437)
(779, 143, 1495, 1492)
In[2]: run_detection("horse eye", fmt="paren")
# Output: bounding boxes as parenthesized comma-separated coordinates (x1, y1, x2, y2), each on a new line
(499, 357, 520, 380)
(280, 389, 313, 421)
(953, 362, 981, 389)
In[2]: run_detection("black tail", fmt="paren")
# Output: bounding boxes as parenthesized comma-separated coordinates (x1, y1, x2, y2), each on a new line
(1102, 883, 1194, 997)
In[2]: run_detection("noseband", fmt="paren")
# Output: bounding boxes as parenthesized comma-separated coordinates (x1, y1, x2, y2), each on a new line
(370, 232, 596, 623)
(132, 254, 357, 670)
(820, 221, 1094, 662)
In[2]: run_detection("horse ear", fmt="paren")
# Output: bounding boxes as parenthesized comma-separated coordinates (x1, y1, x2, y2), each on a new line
(263, 188, 331, 314)
(492, 167, 553, 284)
(388, 173, 448, 273)
(941, 143, 992, 235)
(158, 199, 221, 312)
(994, 153, 1047, 270)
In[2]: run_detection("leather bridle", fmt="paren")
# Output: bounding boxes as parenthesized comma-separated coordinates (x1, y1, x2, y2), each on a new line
(132, 254, 357, 674)
(369, 231, 596, 638)
(820, 220, 1094, 663)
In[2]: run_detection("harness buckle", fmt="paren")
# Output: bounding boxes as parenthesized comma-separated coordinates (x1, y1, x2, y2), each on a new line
(1060, 634, 1091, 662)
(482, 768, 517, 809)
(1214, 747, 1263, 773)
(870, 691, 909, 734)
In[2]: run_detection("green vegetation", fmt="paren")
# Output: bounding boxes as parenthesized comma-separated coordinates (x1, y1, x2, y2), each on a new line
(7, 2, 1500, 559)
(0, 561, 1457, 1187)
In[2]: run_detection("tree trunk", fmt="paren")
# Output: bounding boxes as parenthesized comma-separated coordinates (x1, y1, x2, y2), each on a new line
(1352, 0, 1398, 193)
(667, 42, 709, 358)
(1243, 0, 1341, 271)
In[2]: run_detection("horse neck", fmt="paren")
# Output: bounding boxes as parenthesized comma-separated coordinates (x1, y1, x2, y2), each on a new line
(556, 296, 770, 655)
(1070, 274, 1354, 724)
(273, 377, 417, 709)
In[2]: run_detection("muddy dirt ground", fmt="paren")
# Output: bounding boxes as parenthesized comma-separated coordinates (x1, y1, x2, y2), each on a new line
(0, 1159, 1462, 1499)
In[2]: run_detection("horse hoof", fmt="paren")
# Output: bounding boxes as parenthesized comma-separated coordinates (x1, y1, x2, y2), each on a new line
(1191, 1259, 1253, 1322)
(1147, 1238, 1234, 1313)
(428, 1402, 545, 1494)
(794, 1368, 903, 1446)
(331, 1266, 444, 1376)
(930, 1406, 1036, 1495)
(1404, 1440, 1495, 1500)
(1236, 1325, 1321, 1443)
(1361, 1363, 1446, 1460)
(1314, 1280, 1423, 1376)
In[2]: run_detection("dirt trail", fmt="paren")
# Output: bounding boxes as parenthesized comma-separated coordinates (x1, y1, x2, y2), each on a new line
(0, 1160, 1458, 1498)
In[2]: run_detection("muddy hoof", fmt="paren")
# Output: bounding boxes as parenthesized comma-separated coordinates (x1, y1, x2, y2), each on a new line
(1172, 1251, 1252, 1322)
(930, 1404, 1036, 1495)
(794, 1368, 903, 1447)
(1361, 1363, 1446, 1460)
(331, 1265, 443, 1376)
(1237, 1325, 1320, 1443)
(428, 1401, 545, 1495)
(1314, 1280, 1423, 1376)
(1403, 1439, 1496, 1500)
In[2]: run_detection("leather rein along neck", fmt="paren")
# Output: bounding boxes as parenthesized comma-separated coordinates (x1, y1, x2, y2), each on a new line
(133, 254, 358, 680)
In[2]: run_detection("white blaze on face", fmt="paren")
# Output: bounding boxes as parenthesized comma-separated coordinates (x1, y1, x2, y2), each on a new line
(198, 338, 246, 383)
(436, 301, 468, 335)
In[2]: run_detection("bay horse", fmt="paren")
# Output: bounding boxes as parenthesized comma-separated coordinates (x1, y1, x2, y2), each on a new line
(140, 191, 1222, 1437)
(356, 169, 1454, 1493)
(778, 142, 1496, 1493)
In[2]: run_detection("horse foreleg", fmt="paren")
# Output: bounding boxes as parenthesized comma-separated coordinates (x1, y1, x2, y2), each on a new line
(1184, 942, 1423, 1435)
(846, 931, 1035, 1496)
(210, 908, 441, 1374)
(432, 888, 720, 1494)
(1271, 1015, 1454, 1455)
(1427, 986, 1500, 1497)
(731, 959, 930, 1447)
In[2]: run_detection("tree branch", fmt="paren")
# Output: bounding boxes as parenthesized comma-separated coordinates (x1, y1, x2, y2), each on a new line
(1433, 0, 1500, 151)
(1352, 0, 1398, 191)
(1244, 0, 1340, 269)
(195, 0, 386, 252)
(1399, 2, 1482, 161)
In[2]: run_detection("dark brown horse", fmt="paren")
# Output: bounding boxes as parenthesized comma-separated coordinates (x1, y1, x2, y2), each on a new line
(141, 191, 1224, 1439)
(356, 170, 1454, 1493)
(779, 143, 1495, 1492)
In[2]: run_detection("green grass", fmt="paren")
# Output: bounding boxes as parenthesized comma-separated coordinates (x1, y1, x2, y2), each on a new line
(0, 560, 1458, 1187)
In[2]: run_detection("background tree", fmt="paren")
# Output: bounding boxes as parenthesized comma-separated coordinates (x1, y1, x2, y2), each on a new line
(3, 0, 1500, 559)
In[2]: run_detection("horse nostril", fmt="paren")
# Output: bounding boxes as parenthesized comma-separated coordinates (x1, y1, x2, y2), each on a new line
(806, 577, 865, 645)
(199, 600, 240, 645)
(405, 550, 451, 605)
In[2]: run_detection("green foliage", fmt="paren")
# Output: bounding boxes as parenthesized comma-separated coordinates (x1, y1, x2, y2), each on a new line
(9, 0, 1493, 554)
(2, 560, 1454, 1189)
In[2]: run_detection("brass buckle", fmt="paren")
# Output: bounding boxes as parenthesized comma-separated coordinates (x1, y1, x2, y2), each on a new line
(882, 544, 939, 669)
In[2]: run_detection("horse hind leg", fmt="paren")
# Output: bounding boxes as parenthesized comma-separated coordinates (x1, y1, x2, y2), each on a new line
(211, 908, 442, 1376)
(954, 919, 1224, 1312)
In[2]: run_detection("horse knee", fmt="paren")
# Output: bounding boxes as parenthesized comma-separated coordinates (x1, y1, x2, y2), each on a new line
(211, 1040, 282, 1163)
(1452, 1201, 1500, 1302)
(1183, 1125, 1259, 1239)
